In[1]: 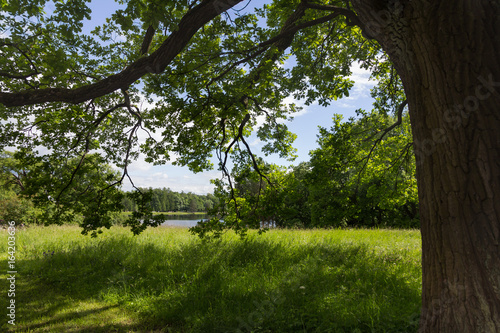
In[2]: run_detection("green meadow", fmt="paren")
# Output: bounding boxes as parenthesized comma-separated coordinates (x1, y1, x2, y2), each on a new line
(1, 226, 421, 332)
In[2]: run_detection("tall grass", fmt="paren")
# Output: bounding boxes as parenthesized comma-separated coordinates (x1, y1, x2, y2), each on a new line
(0, 226, 421, 332)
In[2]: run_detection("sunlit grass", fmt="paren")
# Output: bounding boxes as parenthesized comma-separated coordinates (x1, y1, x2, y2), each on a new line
(0, 225, 421, 332)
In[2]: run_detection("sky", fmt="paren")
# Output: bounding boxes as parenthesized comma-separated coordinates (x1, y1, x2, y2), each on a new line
(82, 0, 377, 194)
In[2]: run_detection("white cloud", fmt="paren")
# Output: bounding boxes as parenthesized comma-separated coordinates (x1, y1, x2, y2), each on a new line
(346, 62, 375, 100)
(126, 157, 153, 172)
(122, 166, 219, 194)
(152, 172, 169, 179)
(249, 138, 262, 147)
(254, 114, 267, 129)
(338, 102, 355, 108)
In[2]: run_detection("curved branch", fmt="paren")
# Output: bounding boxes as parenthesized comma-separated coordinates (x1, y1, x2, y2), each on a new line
(140, 25, 156, 55)
(0, 72, 39, 80)
(355, 99, 408, 190)
(364, 99, 408, 143)
(1, 1, 364, 108)
(0, 0, 244, 107)
(303, 2, 365, 28)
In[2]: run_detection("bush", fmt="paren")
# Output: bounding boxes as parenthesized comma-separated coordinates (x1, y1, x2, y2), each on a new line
(0, 189, 39, 225)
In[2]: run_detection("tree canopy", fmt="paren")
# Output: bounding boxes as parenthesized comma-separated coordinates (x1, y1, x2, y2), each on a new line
(0, 0, 397, 234)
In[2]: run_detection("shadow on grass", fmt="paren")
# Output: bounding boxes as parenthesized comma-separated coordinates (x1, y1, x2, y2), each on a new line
(10, 234, 421, 332)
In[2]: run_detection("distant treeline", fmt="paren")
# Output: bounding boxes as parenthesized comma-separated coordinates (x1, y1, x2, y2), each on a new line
(122, 188, 218, 213)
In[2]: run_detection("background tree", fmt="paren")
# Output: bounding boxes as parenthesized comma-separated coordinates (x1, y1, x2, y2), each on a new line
(275, 162, 312, 228)
(224, 160, 312, 229)
(0, 0, 498, 330)
(308, 110, 418, 228)
(123, 187, 217, 212)
(214, 110, 417, 230)
(0, 150, 39, 224)
(0, 149, 130, 235)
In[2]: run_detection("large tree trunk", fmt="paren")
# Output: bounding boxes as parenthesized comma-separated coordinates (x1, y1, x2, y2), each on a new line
(352, 0, 500, 331)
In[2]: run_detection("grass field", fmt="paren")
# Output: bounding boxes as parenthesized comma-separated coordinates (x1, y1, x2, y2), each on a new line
(0, 225, 422, 332)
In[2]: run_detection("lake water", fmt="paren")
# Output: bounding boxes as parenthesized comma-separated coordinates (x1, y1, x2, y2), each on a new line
(159, 215, 276, 228)
(160, 214, 209, 228)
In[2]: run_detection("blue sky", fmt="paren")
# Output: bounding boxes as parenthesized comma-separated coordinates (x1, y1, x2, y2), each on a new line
(83, 0, 376, 194)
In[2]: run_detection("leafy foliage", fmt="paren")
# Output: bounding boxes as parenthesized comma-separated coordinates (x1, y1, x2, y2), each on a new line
(0, 150, 156, 236)
(0, 150, 39, 224)
(0, 1, 403, 234)
(206, 110, 418, 233)
(0, 187, 38, 225)
(308, 110, 418, 228)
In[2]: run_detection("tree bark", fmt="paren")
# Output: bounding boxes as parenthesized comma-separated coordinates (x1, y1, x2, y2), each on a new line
(352, 0, 500, 331)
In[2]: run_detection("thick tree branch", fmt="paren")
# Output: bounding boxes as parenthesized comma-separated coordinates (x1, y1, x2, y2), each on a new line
(140, 25, 156, 55)
(0, 72, 39, 80)
(303, 2, 364, 28)
(0, 0, 358, 108)
(209, 2, 361, 92)
(0, 0, 244, 107)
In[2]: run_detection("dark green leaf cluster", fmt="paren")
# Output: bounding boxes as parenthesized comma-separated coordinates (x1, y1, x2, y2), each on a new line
(0, 150, 162, 236)
(307, 110, 418, 228)
(0, 151, 39, 224)
(202, 110, 418, 235)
